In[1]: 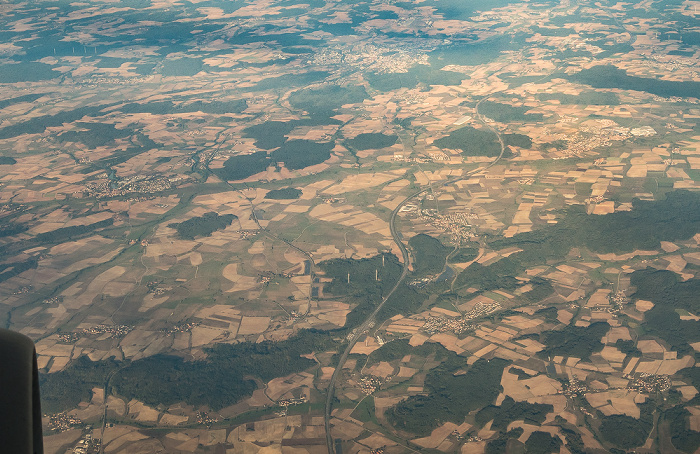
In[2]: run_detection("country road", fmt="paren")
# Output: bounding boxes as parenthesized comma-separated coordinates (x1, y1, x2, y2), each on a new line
(323, 93, 508, 454)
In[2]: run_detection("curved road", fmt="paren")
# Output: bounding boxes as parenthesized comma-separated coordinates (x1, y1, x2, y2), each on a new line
(324, 93, 508, 453)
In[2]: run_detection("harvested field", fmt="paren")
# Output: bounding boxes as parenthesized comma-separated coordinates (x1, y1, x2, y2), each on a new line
(331, 418, 365, 439)
(69, 266, 127, 309)
(265, 372, 314, 401)
(103, 425, 149, 453)
(128, 400, 160, 423)
(222, 263, 259, 292)
(365, 361, 394, 378)
(190, 326, 225, 347)
(159, 413, 189, 426)
(413, 422, 459, 449)
(358, 433, 397, 449)
(237, 316, 270, 335)
(635, 300, 654, 312)
(350, 335, 381, 355)
(322, 171, 404, 195)
(44, 429, 82, 454)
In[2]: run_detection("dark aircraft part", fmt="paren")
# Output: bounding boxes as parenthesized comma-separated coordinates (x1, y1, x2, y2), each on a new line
(0, 328, 43, 454)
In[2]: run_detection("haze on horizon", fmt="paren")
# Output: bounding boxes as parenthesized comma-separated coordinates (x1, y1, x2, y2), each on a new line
(0, 0, 699, 453)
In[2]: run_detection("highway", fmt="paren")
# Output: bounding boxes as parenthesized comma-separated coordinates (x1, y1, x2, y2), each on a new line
(323, 94, 507, 454)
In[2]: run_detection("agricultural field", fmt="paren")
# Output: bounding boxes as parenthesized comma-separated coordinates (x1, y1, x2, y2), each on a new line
(0, 0, 700, 453)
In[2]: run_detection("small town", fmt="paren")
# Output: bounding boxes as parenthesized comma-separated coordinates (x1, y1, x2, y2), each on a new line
(58, 324, 132, 343)
(83, 174, 192, 199)
(421, 315, 477, 336)
(46, 412, 82, 433)
(627, 373, 672, 394)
